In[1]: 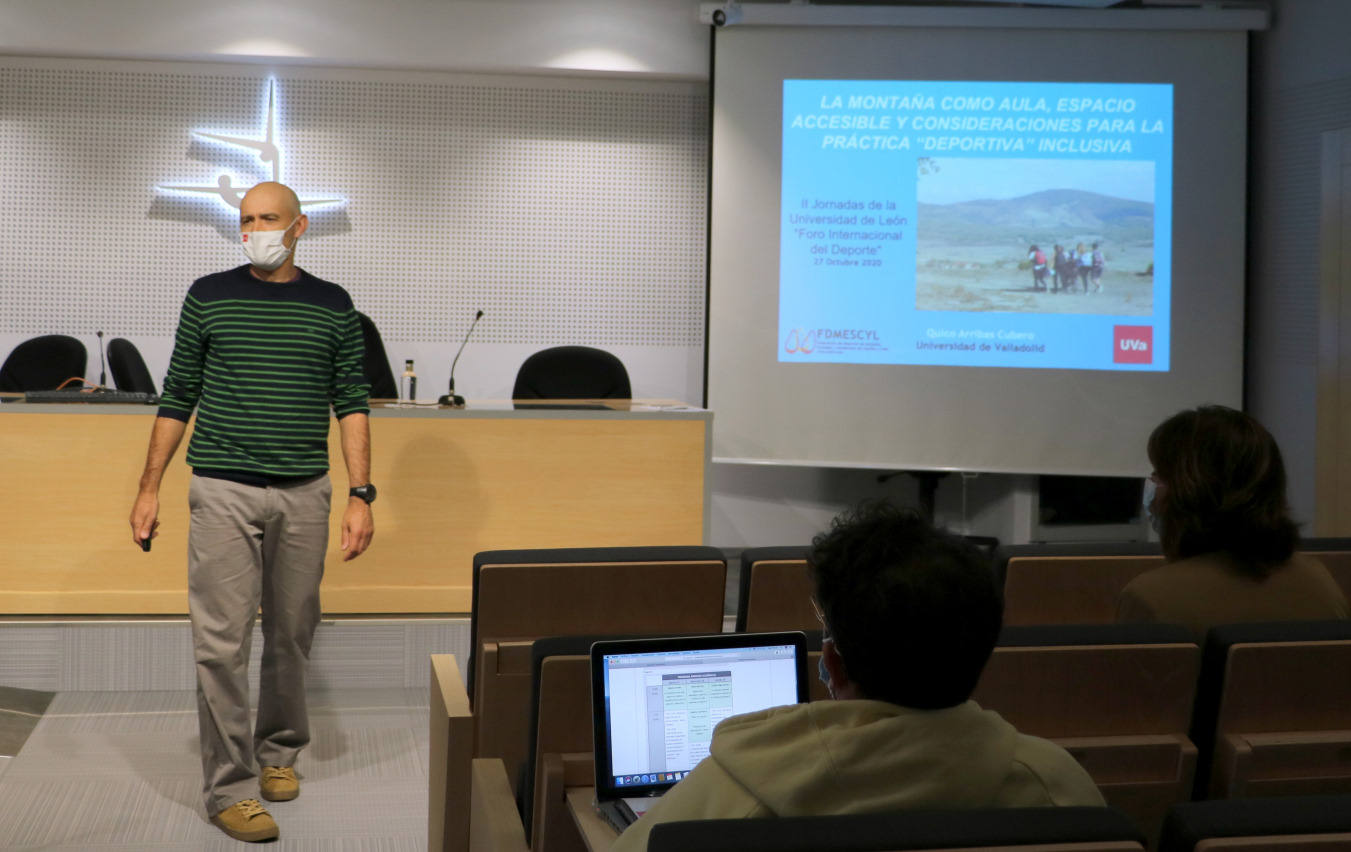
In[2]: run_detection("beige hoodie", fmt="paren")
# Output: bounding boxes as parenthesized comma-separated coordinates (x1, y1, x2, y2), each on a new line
(610, 699, 1104, 852)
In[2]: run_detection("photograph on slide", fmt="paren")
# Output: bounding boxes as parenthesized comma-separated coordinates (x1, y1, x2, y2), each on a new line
(915, 157, 1155, 316)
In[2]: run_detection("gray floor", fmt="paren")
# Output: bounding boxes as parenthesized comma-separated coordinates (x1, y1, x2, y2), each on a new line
(0, 687, 429, 850)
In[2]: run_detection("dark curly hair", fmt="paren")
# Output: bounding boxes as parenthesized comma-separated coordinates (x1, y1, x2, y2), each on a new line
(807, 502, 1001, 709)
(1147, 405, 1298, 575)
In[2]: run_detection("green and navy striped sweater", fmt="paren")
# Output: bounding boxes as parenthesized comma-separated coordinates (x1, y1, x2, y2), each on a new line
(158, 265, 370, 479)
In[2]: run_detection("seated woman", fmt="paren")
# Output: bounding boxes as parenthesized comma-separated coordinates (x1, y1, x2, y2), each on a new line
(1118, 405, 1349, 641)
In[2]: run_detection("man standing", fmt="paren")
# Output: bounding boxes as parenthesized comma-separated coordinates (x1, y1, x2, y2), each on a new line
(129, 182, 375, 842)
(611, 503, 1103, 852)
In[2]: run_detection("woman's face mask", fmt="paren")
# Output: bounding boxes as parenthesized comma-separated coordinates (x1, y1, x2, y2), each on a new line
(1143, 475, 1164, 534)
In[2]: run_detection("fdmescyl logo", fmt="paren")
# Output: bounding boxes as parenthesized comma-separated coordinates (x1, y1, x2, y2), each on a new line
(785, 327, 882, 354)
(816, 328, 879, 341)
(784, 328, 816, 354)
(157, 78, 344, 213)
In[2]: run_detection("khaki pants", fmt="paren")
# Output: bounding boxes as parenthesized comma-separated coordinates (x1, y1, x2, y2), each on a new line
(187, 473, 330, 817)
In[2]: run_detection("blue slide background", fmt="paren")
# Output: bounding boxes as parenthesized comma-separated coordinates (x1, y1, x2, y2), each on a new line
(779, 80, 1173, 371)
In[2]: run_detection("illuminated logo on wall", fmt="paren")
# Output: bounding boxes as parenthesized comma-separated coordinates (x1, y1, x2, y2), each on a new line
(157, 78, 344, 211)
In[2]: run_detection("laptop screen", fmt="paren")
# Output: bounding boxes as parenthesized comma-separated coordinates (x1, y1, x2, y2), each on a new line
(591, 632, 808, 801)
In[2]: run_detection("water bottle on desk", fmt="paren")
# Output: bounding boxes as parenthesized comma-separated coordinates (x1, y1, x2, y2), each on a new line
(401, 359, 417, 404)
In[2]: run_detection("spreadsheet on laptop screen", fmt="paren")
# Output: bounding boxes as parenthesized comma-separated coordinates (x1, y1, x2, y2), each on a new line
(600, 643, 800, 786)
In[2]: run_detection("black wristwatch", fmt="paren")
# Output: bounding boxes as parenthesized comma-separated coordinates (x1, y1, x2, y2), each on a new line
(349, 483, 377, 505)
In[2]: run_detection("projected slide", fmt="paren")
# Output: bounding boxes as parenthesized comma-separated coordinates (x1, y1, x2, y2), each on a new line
(780, 80, 1172, 371)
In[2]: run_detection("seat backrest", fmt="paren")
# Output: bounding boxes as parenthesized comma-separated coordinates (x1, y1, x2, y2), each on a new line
(998, 542, 1164, 625)
(1300, 540, 1351, 604)
(0, 334, 87, 392)
(737, 546, 814, 633)
(469, 547, 726, 795)
(512, 346, 631, 399)
(525, 641, 593, 852)
(1195, 620, 1351, 799)
(976, 624, 1200, 846)
(107, 338, 157, 394)
(646, 807, 1145, 852)
(1159, 795, 1351, 852)
(977, 624, 1199, 738)
(356, 311, 399, 400)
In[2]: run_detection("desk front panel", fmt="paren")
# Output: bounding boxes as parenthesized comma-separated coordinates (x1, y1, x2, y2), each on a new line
(1, 406, 708, 614)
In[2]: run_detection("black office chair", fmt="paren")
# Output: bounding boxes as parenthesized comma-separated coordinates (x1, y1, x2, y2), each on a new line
(511, 345, 630, 399)
(356, 311, 398, 400)
(107, 338, 156, 394)
(0, 335, 87, 392)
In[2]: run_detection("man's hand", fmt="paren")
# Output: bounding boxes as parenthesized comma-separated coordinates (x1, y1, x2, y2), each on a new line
(130, 416, 186, 549)
(130, 491, 160, 548)
(341, 497, 374, 561)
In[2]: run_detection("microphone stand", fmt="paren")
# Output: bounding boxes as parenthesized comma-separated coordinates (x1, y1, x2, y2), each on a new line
(96, 330, 108, 390)
(438, 310, 484, 407)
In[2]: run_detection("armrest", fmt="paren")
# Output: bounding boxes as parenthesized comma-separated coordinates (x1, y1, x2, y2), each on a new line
(1213, 729, 1351, 798)
(534, 752, 596, 852)
(1054, 734, 1197, 786)
(431, 654, 475, 852)
(471, 758, 529, 852)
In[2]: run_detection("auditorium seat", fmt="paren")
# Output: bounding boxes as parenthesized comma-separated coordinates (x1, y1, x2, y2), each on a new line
(522, 636, 596, 852)
(645, 807, 1146, 852)
(997, 542, 1164, 626)
(735, 546, 814, 632)
(0, 334, 87, 392)
(511, 346, 631, 400)
(1300, 538, 1351, 604)
(974, 623, 1201, 846)
(431, 654, 475, 852)
(1159, 795, 1351, 852)
(999, 541, 1346, 628)
(1192, 620, 1351, 800)
(468, 547, 726, 796)
(471, 757, 530, 852)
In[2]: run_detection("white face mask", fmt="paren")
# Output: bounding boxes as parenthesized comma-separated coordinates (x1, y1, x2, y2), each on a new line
(1142, 477, 1162, 534)
(241, 216, 300, 271)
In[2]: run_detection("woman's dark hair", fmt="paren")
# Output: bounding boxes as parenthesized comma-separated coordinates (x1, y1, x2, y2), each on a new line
(807, 501, 1002, 709)
(1147, 405, 1298, 574)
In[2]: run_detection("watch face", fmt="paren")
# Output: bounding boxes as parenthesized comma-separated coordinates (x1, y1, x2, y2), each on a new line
(352, 484, 376, 504)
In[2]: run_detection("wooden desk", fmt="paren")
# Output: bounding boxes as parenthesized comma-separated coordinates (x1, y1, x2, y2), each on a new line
(566, 787, 619, 852)
(0, 400, 710, 614)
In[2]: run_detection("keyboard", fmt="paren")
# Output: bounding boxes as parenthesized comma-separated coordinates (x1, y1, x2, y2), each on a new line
(25, 389, 159, 404)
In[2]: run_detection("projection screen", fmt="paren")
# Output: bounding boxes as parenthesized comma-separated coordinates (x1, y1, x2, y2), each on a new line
(705, 7, 1260, 476)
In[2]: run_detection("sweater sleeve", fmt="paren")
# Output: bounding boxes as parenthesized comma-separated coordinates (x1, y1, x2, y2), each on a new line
(330, 306, 370, 418)
(156, 292, 206, 422)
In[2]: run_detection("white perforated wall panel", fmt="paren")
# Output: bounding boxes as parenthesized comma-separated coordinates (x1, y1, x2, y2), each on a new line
(0, 57, 707, 400)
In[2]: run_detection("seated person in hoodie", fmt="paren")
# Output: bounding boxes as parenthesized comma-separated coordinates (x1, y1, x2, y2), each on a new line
(610, 503, 1104, 852)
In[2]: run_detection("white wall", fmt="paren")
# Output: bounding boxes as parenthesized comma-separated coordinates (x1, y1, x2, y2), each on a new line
(0, 0, 710, 79)
(11, 0, 1327, 550)
(1247, 0, 1351, 530)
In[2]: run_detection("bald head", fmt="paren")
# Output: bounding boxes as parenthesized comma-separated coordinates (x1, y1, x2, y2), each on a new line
(242, 181, 302, 222)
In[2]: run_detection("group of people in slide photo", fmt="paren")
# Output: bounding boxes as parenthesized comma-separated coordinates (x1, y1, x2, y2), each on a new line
(1027, 242, 1105, 293)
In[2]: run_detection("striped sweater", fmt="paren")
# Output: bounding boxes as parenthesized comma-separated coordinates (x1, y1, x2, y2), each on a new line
(158, 265, 370, 479)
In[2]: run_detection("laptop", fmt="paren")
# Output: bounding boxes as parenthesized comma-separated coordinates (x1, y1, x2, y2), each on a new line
(590, 631, 808, 832)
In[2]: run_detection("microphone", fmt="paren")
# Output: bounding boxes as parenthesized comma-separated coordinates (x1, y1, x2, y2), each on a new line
(438, 309, 484, 407)
(96, 330, 107, 389)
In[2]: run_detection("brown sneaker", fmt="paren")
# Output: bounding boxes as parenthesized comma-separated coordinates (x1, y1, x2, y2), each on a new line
(260, 765, 299, 802)
(210, 798, 279, 842)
